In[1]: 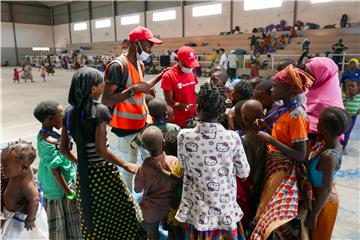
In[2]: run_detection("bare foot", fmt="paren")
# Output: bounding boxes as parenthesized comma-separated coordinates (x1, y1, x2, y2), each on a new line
(342, 149, 348, 155)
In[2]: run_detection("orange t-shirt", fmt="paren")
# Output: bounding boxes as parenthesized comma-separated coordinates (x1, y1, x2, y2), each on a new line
(268, 106, 309, 152)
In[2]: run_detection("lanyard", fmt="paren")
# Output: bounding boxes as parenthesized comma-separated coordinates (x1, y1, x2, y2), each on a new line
(261, 99, 298, 131)
(40, 128, 61, 139)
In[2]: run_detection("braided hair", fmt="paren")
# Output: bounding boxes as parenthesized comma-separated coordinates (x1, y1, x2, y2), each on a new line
(197, 83, 226, 120)
(164, 130, 179, 156)
(320, 107, 352, 137)
(1, 140, 36, 164)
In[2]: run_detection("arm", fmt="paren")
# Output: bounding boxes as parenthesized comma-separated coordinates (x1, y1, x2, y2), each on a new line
(101, 83, 132, 107)
(60, 127, 78, 164)
(133, 168, 143, 193)
(258, 131, 307, 162)
(21, 180, 40, 230)
(234, 136, 250, 179)
(95, 121, 138, 173)
(163, 90, 191, 110)
(51, 168, 73, 196)
(306, 153, 337, 229)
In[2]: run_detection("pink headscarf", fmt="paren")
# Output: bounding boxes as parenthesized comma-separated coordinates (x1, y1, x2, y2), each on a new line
(305, 57, 344, 134)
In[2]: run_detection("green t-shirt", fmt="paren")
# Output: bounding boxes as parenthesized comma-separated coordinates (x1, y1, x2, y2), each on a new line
(343, 93, 360, 116)
(37, 132, 76, 200)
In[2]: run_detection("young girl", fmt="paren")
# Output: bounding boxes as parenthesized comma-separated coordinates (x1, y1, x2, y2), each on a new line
(60, 67, 145, 239)
(39, 62, 46, 82)
(134, 126, 179, 239)
(1, 141, 49, 239)
(341, 79, 360, 154)
(13, 68, 20, 83)
(252, 65, 314, 239)
(34, 100, 81, 239)
(175, 83, 250, 239)
(305, 107, 351, 239)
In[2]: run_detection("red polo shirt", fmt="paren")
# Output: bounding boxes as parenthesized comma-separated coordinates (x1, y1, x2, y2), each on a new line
(161, 65, 198, 127)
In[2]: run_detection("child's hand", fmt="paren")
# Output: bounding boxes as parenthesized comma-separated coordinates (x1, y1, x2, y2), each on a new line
(257, 131, 272, 144)
(305, 211, 319, 230)
(25, 219, 36, 231)
(125, 163, 139, 174)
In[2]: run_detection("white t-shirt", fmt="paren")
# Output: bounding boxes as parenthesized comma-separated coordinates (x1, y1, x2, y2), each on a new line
(228, 54, 238, 69)
(219, 53, 228, 70)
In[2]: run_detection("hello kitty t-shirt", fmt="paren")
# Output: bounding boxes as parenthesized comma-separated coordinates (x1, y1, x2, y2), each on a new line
(175, 122, 250, 231)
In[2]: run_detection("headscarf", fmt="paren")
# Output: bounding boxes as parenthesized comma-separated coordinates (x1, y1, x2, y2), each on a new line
(67, 67, 104, 230)
(305, 57, 344, 134)
(272, 64, 314, 94)
(349, 58, 359, 67)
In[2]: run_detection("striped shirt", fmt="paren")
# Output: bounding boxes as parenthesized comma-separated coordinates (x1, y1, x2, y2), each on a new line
(343, 93, 360, 116)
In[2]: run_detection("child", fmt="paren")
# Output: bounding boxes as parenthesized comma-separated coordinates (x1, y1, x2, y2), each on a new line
(131, 98, 181, 157)
(33, 100, 81, 239)
(175, 83, 250, 239)
(134, 126, 179, 240)
(236, 100, 266, 232)
(341, 79, 360, 154)
(163, 130, 185, 240)
(1, 140, 49, 239)
(60, 67, 145, 239)
(252, 65, 314, 239)
(39, 63, 46, 82)
(13, 68, 20, 83)
(305, 107, 351, 239)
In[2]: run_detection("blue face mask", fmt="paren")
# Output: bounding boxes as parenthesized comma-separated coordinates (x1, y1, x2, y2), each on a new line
(138, 42, 150, 61)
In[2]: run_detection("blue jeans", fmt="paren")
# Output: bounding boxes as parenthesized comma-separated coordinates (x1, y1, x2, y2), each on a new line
(341, 114, 357, 148)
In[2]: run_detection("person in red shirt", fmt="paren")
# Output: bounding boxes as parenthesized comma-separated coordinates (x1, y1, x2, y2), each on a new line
(161, 46, 199, 127)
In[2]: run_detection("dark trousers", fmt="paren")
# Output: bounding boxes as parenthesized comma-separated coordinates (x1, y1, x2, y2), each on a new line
(227, 68, 237, 80)
(341, 114, 357, 148)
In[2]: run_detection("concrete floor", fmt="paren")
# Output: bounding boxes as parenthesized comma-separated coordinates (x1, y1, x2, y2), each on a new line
(1, 67, 359, 239)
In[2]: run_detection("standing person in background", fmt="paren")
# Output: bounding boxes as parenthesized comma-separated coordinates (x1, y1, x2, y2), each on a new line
(102, 26, 166, 190)
(161, 46, 199, 127)
(332, 38, 348, 68)
(227, 50, 238, 81)
(219, 48, 228, 71)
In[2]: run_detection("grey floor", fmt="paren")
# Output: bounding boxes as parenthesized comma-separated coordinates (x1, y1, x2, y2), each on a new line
(1, 67, 359, 239)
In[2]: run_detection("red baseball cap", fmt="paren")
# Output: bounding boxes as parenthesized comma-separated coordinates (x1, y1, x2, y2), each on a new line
(177, 46, 200, 68)
(128, 26, 162, 44)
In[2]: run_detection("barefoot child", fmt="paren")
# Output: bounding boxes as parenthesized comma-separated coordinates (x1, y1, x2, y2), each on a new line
(134, 126, 179, 239)
(176, 83, 250, 239)
(306, 107, 351, 239)
(34, 100, 81, 239)
(39, 63, 46, 82)
(1, 141, 49, 239)
(13, 68, 20, 83)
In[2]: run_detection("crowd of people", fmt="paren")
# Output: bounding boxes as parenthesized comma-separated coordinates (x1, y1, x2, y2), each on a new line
(2, 25, 360, 240)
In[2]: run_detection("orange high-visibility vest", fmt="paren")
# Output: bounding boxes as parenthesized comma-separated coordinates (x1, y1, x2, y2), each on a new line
(107, 56, 147, 130)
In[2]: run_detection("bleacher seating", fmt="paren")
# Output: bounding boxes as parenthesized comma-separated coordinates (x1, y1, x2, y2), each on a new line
(65, 27, 360, 64)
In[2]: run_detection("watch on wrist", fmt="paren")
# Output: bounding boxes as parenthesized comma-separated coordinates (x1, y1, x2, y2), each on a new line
(129, 88, 136, 97)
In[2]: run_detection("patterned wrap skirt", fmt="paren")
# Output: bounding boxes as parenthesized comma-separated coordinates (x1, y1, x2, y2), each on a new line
(78, 161, 146, 239)
(184, 222, 245, 240)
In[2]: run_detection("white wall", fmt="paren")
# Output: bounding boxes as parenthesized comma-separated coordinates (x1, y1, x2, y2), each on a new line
(91, 17, 115, 42)
(1, 22, 15, 47)
(297, 1, 360, 27)
(70, 21, 91, 44)
(116, 13, 145, 41)
(233, 1, 294, 33)
(54, 24, 70, 48)
(14, 23, 53, 47)
(184, 2, 230, 37)
(146, 7, 182, 38)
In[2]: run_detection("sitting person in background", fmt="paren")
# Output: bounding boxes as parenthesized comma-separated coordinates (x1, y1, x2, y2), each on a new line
(232, 26, 242, 34)
(332, 38, 348, 67)
(134, 126, 179, 240)
(341, 58, 360, 85)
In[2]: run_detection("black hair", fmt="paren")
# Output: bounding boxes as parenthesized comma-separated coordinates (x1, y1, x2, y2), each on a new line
(164, 130, 179, 156)
(1, 140, 36, 164)
(145, 94, 155, 104)
(33, 100, 59, 123)
(234, 100, 248, 115)
(254, 80, 273, 95)
(197, 83, 226, 120)
(321, 107, 351, 137)
(14, 68, 17, 71)
(219, 48, 225, 52)
(234, 80, 254, 100)
(148, 99, 167, 121)
(141, 126, 163, 156)
(342, 78, 360, 93)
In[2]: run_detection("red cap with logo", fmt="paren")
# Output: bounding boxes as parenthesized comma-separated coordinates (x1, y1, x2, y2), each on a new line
(128, 26, 162, 44)
(177, 46, 200, 68)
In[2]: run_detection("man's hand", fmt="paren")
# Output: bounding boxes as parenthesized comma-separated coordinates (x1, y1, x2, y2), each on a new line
(131, 82, 151, 93)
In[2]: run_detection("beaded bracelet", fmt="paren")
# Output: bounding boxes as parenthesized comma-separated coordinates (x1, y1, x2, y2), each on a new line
(66, 190, 77, 200)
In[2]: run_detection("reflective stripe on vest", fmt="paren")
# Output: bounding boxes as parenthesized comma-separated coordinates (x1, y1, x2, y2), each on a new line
(110, 56, 147, 130)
